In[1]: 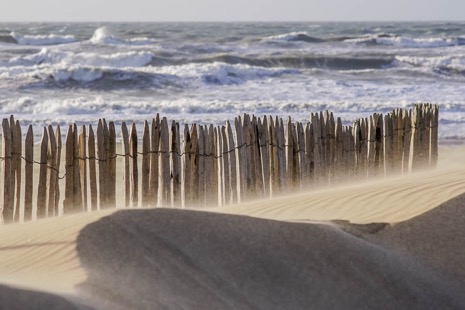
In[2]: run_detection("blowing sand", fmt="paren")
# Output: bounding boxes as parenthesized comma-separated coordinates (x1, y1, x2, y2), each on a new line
(0, 145, 465, 309)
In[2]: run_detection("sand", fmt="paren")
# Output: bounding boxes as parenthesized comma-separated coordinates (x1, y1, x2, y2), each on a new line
(0, 145, 464, 309)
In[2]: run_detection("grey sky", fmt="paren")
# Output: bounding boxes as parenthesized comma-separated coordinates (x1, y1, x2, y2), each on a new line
(1, 0, 464, 22)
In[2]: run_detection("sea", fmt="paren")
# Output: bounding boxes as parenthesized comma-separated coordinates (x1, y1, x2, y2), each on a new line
(1, 22, 464, 141)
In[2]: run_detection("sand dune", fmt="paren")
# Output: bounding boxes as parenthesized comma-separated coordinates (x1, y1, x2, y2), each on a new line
(0, 145, 464, 309)
(76, 209, 465, 310)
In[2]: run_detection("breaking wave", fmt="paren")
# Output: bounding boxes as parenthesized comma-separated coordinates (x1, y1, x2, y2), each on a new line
(11, 32, 78, 45)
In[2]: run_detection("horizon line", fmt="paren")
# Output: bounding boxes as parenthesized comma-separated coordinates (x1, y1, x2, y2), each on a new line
(1, 19, 465, 23)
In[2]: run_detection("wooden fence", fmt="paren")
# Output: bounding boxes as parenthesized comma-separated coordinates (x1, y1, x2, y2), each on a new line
(0, 103, 438, 224)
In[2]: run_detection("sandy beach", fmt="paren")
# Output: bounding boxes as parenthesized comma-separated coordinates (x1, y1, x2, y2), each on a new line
(1, 144, 465, 309)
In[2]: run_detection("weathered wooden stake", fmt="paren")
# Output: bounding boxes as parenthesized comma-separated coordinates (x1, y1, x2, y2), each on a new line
(129, 123, 138, 208)
(108, 122, 116, 207)
(159, 117, 170, 207)
(182, 124, 192, 207)
(47, 125, 58, 216)
(172, 121, 182, 208)
(97, 120, 107, 209)
(64, 125, 74, 214)
(150, 115, 160, 207)
(142, 121, 150, 206)
(12, 119, 21, 222)
(24, 125, 33, 221)
(226, 121, 237, 204)
(189, 124, 199, 206)
(1, 119, 13, 223)
(121, 122, 130, 208)
(78, 125, 87, 212)
(88, 125, 97, 211)
(37, 127, 48, 218)
(54, 126, 62, 216)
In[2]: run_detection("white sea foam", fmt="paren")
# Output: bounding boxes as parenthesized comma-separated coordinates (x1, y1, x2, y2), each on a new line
(11, 32, 77, 45)
(345, 34, 464, 48)
(30, 66, 104, 82)
(151, 62, 299, 85)
(378, 36, 462, 48)
(2, 95, 464, 141)
(90, 27, 158, 46)
(8, 48, 153, 68)
(267, 32, 310, 41)
(90, 27, 115, 44)
(395, 55, 465, 72)
(127, 37, 159, 45)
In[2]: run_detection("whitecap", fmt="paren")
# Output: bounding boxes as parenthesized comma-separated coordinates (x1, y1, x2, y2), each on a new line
(11, 32, 77, 45)
(8, 48, 153, 68)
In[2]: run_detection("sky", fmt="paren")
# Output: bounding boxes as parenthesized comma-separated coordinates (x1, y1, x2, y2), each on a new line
(1, 0, 464, 22)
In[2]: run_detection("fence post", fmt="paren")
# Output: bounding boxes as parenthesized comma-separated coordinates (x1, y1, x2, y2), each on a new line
(108, 122, 116, 207)
(172, 121, 182, 208)
(291, 122, 300, 188)
(234, 117, 245, 202)
(269, 117, 278, 196)
(352, 120, 360, 178)
(150, 115, 160, 207)
(334, 118, 343, 182)
(121, 122, 130, 208)
(311, 113, 323, 185)
(160, 117, 170, 207)
(189, 124, 199, 206)
(197, 125, 205, 206)
(129, 123, 138, 208)
(276, 117, 285, 191)
(183, 124, 191, 208)
(217, 127, 224, 206)
(55, 126, 62, 216)
(346, 126, 356, 180)
(226, 121, 237, 204)
(243, 115, 255, 198)
(97, 120, 107, 209)
(367, 114, 377, 177)
(88, 125, 98, 211)
(11, 119, 21, 222)
(423, 105, 431, 167)
(260, 117, 271, 197)
(2, 119, 13, 223)
(24, 125, 33, 221)
(64, 125, 74, 214)
(72, 124, 82, 211)
(326, 112, 336, 183)
(376, 114, 384, 176)
(384, 113, 393, 176)
(209, 126, 219, 206)
(296, 122, 305, 189)
(420, 104, 429, 168)
(47, 125, 58, 216)
(220, 126, 229, 205)
(403, 109, 412, 173)
(410, 105, 422, 171)
(142, 121, 150, 206)
(285, 117, 294, 189)
(78, 125, 87, 212)
(37, 127, 48, 218)
(360, 118, 369, 179)
(392, 109, 402, 174)
(305, 121, 314, 187)
(250, 115, 264, 197)
(430, 105, 439, 167)
(202, 126, 210, 205)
